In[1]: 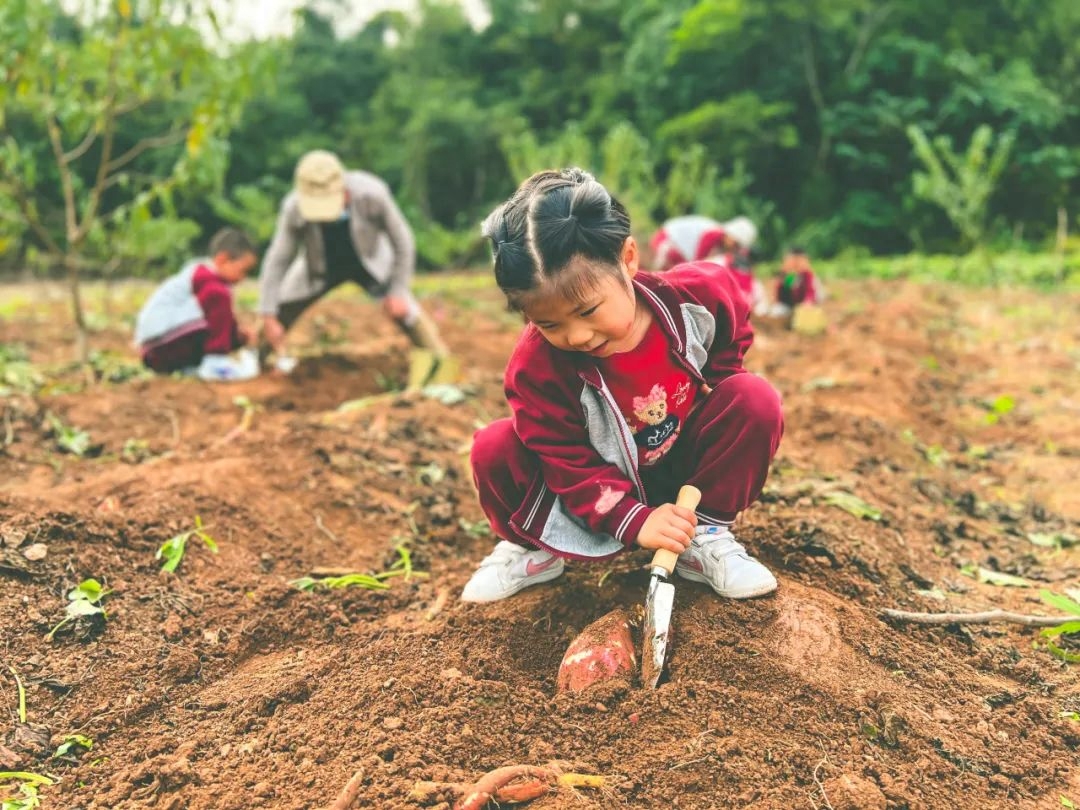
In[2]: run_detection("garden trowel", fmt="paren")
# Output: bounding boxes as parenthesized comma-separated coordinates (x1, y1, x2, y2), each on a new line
(641, 484, 701, 688)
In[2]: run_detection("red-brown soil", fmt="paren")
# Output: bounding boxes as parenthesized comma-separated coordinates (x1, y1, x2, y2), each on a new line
(1, 277, 1078, 809)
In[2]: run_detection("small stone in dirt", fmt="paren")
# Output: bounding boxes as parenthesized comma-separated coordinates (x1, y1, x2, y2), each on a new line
(440, 668, 462, 680)
(21, 543, 47, 561)
(164, 648, 201, 682)
(0, 743, 21, 769)
(253, 782, 275, 798)
(628, 712, 640, 724)
(382, 716, 403, 730)
(161, 613, 183, 642)
(1, 529, 27, 548)
(822, 774, 886, 810)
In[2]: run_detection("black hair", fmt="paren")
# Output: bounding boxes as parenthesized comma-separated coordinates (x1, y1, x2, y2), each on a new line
(208, 227, 256, 259)
(481, 168, 632, 311)
(787, 245, 807, 256)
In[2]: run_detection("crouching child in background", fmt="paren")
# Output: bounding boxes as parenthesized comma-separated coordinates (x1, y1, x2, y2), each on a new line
(134, 228, 260, 381)
(771, 247, 823, 315)
(768, 247, 828, 336)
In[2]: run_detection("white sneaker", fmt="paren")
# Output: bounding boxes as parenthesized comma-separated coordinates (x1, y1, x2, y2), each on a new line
(461, 540, 565, 602)
(675, 526, 777, 599)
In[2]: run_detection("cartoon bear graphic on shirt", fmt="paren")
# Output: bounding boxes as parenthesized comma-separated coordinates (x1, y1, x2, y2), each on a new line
(631, 383, 680, 465)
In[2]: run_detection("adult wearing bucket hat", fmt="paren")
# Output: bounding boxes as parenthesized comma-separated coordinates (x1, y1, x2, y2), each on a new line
(257, 150, 450, 382)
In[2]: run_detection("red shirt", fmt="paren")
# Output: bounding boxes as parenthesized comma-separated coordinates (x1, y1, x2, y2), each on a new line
(142, 264, 242, 372)
(597, 318, 697, 466)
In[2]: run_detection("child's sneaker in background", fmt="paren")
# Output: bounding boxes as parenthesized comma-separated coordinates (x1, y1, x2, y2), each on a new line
(675, 525, 777, 598)
(461, 540, 565, 602)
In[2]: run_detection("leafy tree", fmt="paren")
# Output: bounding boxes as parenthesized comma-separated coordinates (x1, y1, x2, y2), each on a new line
(0, 0, 258, 358)
(907, 123, 1016, 250)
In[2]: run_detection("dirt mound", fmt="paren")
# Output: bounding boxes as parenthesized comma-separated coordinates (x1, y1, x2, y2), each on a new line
(1, 278, 1079, 809)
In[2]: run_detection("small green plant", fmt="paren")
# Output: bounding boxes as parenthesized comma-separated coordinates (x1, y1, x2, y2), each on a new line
(1028, 532, 1079, 551)
(983, 395, 1016, 425)
(291, 544, 428, 592)
(0, 772, 54, 810)
(44, 413, 92, 457)
(1039, 590, 1080, 663)
(156, 517, 218, 573)
(291, 572, 391, 592)
(1062, 796, 1076, 809)
(374, 371, 405, 393)
(823, 491, 882, 521)
(458, 518, 491, 539)
(923, 444, 950, 467)
(0, 345, 42, 397)
(53, 734, 93, 759)
(121, 438, 151, 464)
(959, 564, 1031, 588)
(88, 350, 152, 384)
(44, 579, 111, 642)
(310, 314, 350, 349)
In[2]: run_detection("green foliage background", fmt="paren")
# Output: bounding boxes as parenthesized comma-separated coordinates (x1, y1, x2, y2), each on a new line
(3, 0, 1080, 277)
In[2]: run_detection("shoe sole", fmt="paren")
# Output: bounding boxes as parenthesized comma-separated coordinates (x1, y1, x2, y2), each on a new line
(461, 563, 566, 603)
(674, 566, 778, 599)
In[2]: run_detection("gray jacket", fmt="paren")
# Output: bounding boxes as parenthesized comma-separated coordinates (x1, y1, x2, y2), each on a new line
(257, 170, 416, 315)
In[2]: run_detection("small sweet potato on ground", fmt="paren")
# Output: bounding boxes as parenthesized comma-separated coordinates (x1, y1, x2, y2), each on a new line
(557, 609, 636, 692)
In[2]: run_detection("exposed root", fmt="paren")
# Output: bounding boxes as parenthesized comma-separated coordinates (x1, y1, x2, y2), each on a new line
(323, 768, 365, 810)
(881, 608, 1072, 627)
(426, 762, 607, 810)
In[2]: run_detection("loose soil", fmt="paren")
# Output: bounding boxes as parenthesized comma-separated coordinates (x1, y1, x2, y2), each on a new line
(1, 277, 1079, 809)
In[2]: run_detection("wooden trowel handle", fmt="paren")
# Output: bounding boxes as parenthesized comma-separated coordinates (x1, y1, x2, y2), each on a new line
(648, 485, 702, 575)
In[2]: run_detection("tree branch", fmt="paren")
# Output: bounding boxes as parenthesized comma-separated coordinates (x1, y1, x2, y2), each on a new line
(802, 26, 831, 169)
(45, 116, 78, 243)
(77, 31, 123, 245)
(8, 186, 64, 257)
(881, 608, 1072, 627)
(63, 126, 99, 163)
(844, 3, 896, 79)
(105, 129, 186, 174)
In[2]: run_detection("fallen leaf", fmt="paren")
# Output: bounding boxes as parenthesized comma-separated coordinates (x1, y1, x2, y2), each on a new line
(960, 564, 1031, 588)
(823, 491, 882, 521)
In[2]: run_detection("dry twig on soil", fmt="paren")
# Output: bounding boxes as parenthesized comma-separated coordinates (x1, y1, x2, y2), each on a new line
(425, 587, 449, 621)
(314, 513, 340, 543)
(809, 756, 834, 810)
(323, 769, 365, 810)
(881, 608, 1071, 627)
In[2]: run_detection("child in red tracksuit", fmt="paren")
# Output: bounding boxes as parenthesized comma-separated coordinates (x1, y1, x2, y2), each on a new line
(134, 228, 258, 380)
(771, 247, 822, 315)
(461, 168, 783, 603)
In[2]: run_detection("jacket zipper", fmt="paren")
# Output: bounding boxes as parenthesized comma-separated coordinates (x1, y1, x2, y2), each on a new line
(583, 374, 648, 505)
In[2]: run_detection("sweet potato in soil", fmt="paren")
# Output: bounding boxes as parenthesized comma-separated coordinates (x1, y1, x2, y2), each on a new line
(1, 278, 1079, 809)
(556, 609, 636, 692)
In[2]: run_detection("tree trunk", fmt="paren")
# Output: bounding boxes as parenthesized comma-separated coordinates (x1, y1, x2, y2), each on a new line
(1057, 207, 1068, 283)
(65, 254, 89, 363)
